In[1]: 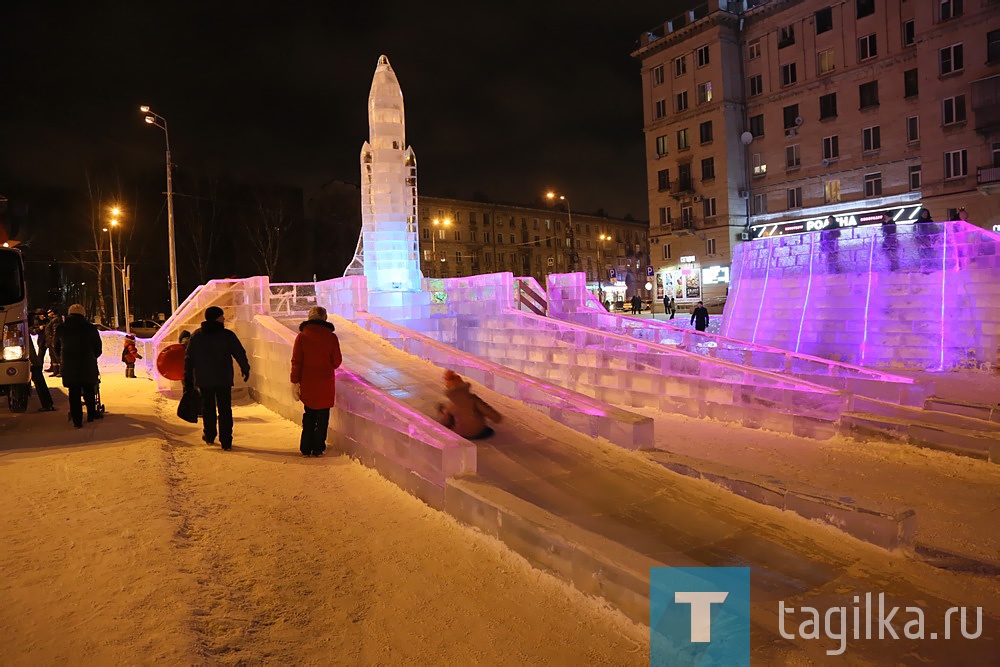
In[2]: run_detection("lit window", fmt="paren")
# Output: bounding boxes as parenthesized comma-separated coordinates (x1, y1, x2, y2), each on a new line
(818, 49, 835, 74)
(752, 152, 767, 176)
(697, 82, 713, 105)
(825, 180, 841, 203)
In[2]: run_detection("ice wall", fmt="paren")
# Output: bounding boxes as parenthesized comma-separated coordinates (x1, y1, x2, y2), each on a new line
(723, 221, 1000, 371)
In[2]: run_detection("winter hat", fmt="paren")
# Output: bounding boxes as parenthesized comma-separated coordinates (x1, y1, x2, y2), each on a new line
(443, 369, 464, 389)
(179, 330, 191, 342)
(68, 304, 86, 317)
(125, 334, 136, 340)
(308, 306, 328, 321)
(205, 306, 224, 321)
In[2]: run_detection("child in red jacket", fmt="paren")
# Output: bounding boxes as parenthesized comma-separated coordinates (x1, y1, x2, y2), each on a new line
(121, 334, 142, 378)
(436, 370, 502, 440)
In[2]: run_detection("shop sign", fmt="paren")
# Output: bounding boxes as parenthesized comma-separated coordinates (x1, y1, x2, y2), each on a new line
(751, 204, 923, 240)
(679, 255, 696, 263)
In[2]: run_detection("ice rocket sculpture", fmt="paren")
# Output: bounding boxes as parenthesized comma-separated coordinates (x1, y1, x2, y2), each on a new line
(345, 55, 423, 293)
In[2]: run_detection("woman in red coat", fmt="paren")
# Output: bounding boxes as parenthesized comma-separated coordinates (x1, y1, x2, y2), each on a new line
(290, 306, 343, 456)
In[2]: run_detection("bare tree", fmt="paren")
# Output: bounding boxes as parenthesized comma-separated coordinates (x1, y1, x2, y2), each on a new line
(248, 194, 294, 277)
(177, 175, 224, 284)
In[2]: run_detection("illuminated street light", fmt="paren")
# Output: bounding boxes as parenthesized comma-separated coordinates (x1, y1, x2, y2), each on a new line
(105, 208, 122, 329)
(431, 218, 451, 277)
(139, 105, 178, 312)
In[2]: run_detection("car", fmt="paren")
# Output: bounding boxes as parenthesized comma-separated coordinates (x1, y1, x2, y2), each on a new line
(129, 320, 162, 338)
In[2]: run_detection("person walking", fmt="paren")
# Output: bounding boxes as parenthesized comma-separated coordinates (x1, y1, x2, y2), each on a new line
(183, 306, 251, 450)
(121, 334, 142, 378)
(33, 310, 49, 371)
(55, 304, 102, 428)
(630, 294, 642, 315)
(45, 309, 63, 375)
(436, 370, 502, 440)
(690, 300, 710, 332)
(669, 296, 676, 319)
(662, 294, 669, 319)
(27, 334, 56, 412)
(290, 306, 343, 457)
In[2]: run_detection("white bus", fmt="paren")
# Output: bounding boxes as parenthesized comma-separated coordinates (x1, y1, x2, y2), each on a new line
(0, 247, 30, 411)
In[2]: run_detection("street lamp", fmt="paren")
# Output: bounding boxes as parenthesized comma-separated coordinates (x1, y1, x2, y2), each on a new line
(103, 209, 121, 328)
(139, 105, 178, 313)
(598, 233, 611, 304)
(432, 218, 451, 278)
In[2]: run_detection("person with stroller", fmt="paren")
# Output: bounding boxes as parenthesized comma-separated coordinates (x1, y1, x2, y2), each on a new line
(55, 304, 102, 428)
(121, 334, 142, 378)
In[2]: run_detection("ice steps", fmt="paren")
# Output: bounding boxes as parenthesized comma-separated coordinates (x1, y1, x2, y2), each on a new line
(841, 411, 1000, 462)
(924, 397, 1000, 424)
(850, 396, 1000, 434)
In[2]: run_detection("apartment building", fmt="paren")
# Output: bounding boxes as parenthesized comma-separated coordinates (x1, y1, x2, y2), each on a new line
(418, 196, 650, 303)
(634, 0, 1000, 304)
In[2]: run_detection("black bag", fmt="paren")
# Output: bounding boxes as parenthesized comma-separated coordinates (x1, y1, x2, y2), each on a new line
(177, 388, 201, 423)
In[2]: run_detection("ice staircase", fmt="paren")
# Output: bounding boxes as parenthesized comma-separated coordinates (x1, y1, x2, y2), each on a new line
(723, 220, 1000, 371)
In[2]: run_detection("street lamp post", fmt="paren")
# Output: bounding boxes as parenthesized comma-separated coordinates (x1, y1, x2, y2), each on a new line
(546, 191, 580, 274)
(140, 105, 179, 313)
(103, 208, 121, 328)
(598, 233, 611, 304)
(432, 218, 451, 278)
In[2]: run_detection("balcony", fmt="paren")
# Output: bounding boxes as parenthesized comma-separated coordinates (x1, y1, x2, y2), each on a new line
(971, 75, 1000, 134)
(978, 165, 1000, 195)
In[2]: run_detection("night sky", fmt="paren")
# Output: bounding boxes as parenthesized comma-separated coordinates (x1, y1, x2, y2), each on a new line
(1, 1, 686, 220)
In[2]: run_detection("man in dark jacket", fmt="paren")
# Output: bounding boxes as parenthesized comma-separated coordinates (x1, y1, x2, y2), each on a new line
(45, 310, 63, 375)
(184, 306, 250, 450)
(56, 304, 102, 427)
(690, 301, 710, 332)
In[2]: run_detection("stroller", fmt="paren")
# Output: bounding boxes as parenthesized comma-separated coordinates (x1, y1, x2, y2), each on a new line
(66, 375, 107, 422)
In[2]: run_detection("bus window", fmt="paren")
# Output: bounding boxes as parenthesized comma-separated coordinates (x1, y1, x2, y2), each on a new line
(0, 249, 25, 305)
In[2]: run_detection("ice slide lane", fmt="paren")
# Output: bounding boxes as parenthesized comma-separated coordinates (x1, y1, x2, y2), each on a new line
(285, 317, 998, 664)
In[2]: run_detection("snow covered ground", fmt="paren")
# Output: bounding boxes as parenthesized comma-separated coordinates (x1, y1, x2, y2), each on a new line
(0, 374, 647, 665)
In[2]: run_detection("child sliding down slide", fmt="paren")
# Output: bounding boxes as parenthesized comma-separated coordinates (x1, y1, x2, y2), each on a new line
(436, 370, 502, 440)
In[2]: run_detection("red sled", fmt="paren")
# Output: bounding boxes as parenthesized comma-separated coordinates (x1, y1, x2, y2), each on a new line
(156, 343, 186, 381)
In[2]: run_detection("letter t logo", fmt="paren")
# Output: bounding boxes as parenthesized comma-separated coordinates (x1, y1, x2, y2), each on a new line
(675, 591, 729, 642)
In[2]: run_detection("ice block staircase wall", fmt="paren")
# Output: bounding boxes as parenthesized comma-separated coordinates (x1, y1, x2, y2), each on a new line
(722, 221, 1000, 371)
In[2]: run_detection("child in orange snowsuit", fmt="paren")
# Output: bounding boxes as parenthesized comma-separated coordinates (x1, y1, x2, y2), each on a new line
(436, 370, 502, 440)
(121, 334, 142, 378)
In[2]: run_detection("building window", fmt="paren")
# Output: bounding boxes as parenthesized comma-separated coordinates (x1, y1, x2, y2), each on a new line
(679, 206, 693, 228)
(818, 49, 835, 74)
(456, 251, 463, 263)
(662, 243, 672, 260)
(748, 74, 763, 97)
(857, 0, 875, 18)
(825, 180, 841, 203)
(815, 7, 833, 34)
(903, 20, 915, 47)
(904, 69, 919, 98)
(696, 45, 710, 67)
(859, 81, 879, 108)
(470, 230, 478, 242)
(676, 91, 689, 112)
(783, 104, 799, 129)
(940, 0, 963, 21)
(858, 34, 877, 61)
(677, 128, 690, 150)
(654, 99, 667, 119)
(749, 114, 765, 137)
(438, 228, 446, 240)
(752, 152, 767, 176)
(484, 232, 491, 244)
(823, 135, 840, 160)
(864, 172, 883, 197)
(423, 249, 431, 261)
(655, 134, 668, 156)
(422, 227, 429, 239)
(706, 238, 717, 255)
(674, 56, 687, 77)
(752, 193, 768, 215)
(781, 62, 797, 86)
(652, 65, 664, 86)
(657, 169, 670, 191)
(943, 95, 967, 125)
(699, 120, 713, 144)
(786, 144, 801, 169)
(703, 197, 717, 218)
(678, 164, 692, 190)
(701, 157, 715, 181)
(779, 25, 795, 49)
(940, 44, 964, 75)
(533, 236, 540, 246)
(906, 116, 920, 143)
(909, 165, 922, 190)
(787, 187, 803, 209)
(819, 93, 837, 119)
(696, 82, 713, 105)
(454, 230, 462, 241)
(862, 126, 881, 152)
(944, 149, 968, 178)
(748, 39, 761, 60)
(989, 30, 1000, 64)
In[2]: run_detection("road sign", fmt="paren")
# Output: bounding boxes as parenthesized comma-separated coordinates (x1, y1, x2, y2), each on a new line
(646, 265, 654, 277)
(608, 268, 617, 281)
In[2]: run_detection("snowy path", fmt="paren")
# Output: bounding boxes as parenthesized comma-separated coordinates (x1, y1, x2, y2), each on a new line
(0, 375, 647, 665)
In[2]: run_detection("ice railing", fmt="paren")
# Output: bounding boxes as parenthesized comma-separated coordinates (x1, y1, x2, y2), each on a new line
(546, 273, 929, 405)
(354, 311, 654, 450)
(422, 273, 515, 317)
(250, 314, 477, 484)
(724, 221, 1000, 371)
(484, 307, 847, 423)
